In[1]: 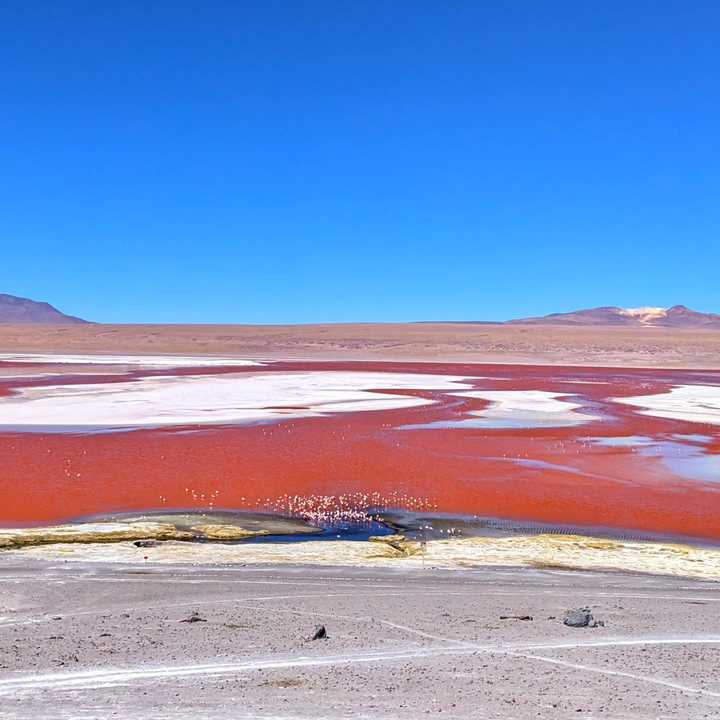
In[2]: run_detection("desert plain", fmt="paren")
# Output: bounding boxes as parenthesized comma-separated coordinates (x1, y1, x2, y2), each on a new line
(0, 321, 719, 367)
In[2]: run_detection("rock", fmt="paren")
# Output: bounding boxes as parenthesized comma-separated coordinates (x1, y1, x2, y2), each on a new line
(309, 624, 327, 640)
(133, 540, 162, 548)
(180, 611, 207, 623)
(563, 607, 603, 628)
(0, 521, 193, 548)
(564, 608, 591, 627)
(499, 615, 533, 621)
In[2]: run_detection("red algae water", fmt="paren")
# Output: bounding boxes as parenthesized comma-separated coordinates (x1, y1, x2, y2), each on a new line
(0, 359, 718, 541)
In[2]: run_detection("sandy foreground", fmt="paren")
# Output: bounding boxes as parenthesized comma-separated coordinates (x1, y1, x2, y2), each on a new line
(2, 555, 720, 720)
(0, 322, 719, 368)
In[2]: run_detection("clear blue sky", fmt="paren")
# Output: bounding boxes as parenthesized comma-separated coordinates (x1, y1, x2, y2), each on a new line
(1, 1, 718, 323)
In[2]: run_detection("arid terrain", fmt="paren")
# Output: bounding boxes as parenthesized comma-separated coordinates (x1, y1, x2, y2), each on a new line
(0, 322, 719, 368)
(2, 559, 720, 720)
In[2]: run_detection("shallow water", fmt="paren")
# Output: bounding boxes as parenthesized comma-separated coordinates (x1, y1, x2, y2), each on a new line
(586, 435, 720, 484)
(1, 358, 719, 542)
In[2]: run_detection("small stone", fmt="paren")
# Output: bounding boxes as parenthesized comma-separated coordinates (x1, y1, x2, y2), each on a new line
(180, 611, 207, 624)
(309, 624, 327, 640)
(563, 607, 602, 628)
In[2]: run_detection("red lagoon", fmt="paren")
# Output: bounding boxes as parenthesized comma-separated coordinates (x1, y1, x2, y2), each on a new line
(0, 360, 718, 540)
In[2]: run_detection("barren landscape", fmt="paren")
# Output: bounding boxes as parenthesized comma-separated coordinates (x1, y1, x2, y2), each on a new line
(0, 322, 719, 368)
(2, 560, 720, 720)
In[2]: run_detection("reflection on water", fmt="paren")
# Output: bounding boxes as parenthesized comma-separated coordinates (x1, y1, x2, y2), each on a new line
(86, 509, 321, 538)
(245, 520, 393, 544)
(649, 442, 720, 484)
(673, 434, 713, 444)
(401, 416, 589, 430)
(373, 509, 719, 546)
(587, 435, 720, 484)
(589, 435, 656, 447)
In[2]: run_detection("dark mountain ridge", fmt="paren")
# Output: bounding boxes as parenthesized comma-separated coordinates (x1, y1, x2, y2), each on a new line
(0, 293, 89, 324)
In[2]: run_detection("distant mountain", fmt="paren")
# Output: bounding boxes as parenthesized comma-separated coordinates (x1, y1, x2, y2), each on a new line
(508, 305, 720, 329)
(0, 293, 89, 324)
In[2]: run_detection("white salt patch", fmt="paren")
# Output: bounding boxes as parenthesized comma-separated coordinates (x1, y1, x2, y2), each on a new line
(402, 390, 599, 429)
(451, 390, 599, 428)
(613, 385, 720, 426)
(0, 353, 263, 368)
(0, 371, 473, 429)
(588, 436, 656, 447)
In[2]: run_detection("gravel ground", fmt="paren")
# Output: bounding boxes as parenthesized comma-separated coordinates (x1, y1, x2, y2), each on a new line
(1, 559, 720, 719)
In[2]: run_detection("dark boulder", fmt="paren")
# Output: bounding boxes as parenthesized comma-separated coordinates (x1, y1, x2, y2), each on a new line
(309, 624, 327, 640)
(563, 607, 604, 628)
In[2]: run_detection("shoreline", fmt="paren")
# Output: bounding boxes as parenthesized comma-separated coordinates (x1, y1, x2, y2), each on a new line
(4, 530, 720, 582)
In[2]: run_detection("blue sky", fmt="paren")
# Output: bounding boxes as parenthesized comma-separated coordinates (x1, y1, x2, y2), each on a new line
(1, 1, 718, 323)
